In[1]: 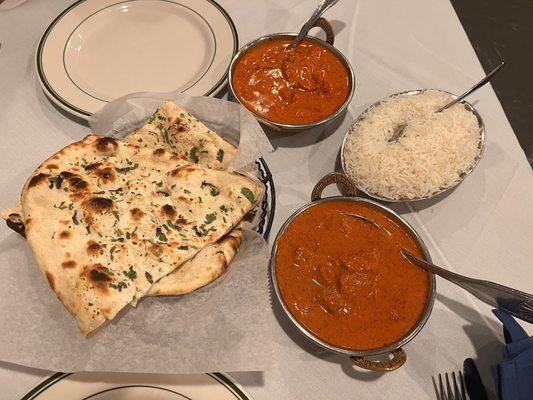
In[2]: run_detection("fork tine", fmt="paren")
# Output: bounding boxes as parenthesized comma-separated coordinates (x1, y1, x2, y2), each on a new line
(452, 372, 460, 400)
(445, 373, 453, 400)
(439, 374, 446, 400)
(458, 371, 467, 400)
(432, 376, 442, 400)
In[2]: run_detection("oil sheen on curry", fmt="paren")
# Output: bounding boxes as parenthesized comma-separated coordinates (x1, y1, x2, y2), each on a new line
(275, 200, 430, 350)
(232, 38, 350, 125)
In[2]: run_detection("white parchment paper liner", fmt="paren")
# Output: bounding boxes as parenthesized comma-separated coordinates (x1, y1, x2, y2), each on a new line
(0, 93, 275, 374)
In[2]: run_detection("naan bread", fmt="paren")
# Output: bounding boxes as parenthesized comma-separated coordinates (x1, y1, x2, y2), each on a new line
(147, 227, 243, 296)
(127, 101, 237, 170)
(0, 202, 25, 237)
(1, 206, 245, 297)
(21, 135, 263, 334)
(128, 101, 245, 296)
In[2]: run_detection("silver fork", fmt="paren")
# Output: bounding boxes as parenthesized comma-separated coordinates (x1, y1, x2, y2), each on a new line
(433, 371, 467, 400)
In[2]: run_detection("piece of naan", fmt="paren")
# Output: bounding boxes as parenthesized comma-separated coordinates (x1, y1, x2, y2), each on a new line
(127, 101, 237, 170)
(2, 206, 245, 297)
(2, 102, 249, 300)
(20, 135, 263, 335)
(147, 226, 243, 296)
(128, 101, 246, 296)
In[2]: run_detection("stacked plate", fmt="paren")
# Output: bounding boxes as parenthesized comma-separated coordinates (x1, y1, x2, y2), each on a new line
(37, 0, 238, 119)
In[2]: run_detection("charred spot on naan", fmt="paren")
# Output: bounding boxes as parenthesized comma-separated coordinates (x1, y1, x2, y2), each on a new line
(83, 197, 114, 214)
(87, 241, 101, 256)
(45, 272, 55, 290)
(59, 230, 71, 239)
(28, 173, 50, 188)
(6, 213, 25, 237)
(81, 264, 113, 294)
(171, 164, 196, 178)
(175, 217, 189, 225)
(94, 137, 119, 155)
(95, 136, 118, 155)
(45, 164, 59, 170)
(130, 207, 145, 220)
(149, 243, 164, 256)
(177, 196, 192, 204)
(59, 171, 74, 179)
(161, 204, 177, 219)
(153, 148, 166, 156)
(68, 176, 89, 191)
(94, 166, 117, 183)
(61, 260, 76, 269)
(84, 162, 102, 171)
(170, 154, 184, 161)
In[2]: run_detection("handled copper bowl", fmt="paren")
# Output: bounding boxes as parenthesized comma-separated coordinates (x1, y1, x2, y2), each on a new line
(269, 172, 436, 371)
(228, 18, 355, 133)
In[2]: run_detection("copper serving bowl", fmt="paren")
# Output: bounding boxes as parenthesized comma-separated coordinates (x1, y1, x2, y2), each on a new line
(270, 172, 436, 371)
(228, 18, 355, 133)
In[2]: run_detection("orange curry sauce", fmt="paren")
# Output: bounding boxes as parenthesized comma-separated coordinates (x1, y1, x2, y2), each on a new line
(275, 200, 430, 350)
(232, 38, 350, 125)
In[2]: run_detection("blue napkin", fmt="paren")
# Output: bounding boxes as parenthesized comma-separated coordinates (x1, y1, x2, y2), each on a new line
(491, 309, 533, 400)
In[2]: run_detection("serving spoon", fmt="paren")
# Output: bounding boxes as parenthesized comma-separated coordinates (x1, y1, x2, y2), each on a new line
(402, 249, 533, 324)
(388, 61, 505, 143)
(291, 0, 341, 47)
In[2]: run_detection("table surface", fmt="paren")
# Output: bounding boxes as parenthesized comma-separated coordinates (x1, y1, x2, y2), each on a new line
(1, 0, 532, 399)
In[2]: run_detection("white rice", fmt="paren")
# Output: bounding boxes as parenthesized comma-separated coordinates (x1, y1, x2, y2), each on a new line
(343, 90, 482, 200)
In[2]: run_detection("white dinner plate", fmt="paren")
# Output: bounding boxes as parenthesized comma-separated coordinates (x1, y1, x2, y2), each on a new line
(36, 0, 238, 119)
(21, 372, 253, 400)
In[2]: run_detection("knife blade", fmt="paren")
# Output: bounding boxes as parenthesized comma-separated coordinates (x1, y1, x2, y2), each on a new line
(463, 358, 488, 400)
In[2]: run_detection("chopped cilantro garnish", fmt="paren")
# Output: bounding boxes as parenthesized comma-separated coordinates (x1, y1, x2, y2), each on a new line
(178, 245, 189, 250)
(241, 187, 255, 204)
(201, 181, 219, 196)
(116, 163, 139, 174)
(48, 175, 64, 189)
(72, 211, 79, 225)
(145, 271, 153, 284)
(54, 201, 66, 210)
(111, 211, 120, 221)
(190, 146, 199, 163)
(115, 228, 124, 237)
(217, 148, 224, 162)
(167, 220, 181, 231)
(193, 224, 216, 237)
(123, 266, 137, 280)
(204, 212, 217, 225)
(109, 245, 119, 261)
(156, 228, 167, 242)
(109, 281, 128, 292)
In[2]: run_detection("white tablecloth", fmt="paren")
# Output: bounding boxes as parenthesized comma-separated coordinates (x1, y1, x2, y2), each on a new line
(1, 0, 532, 399)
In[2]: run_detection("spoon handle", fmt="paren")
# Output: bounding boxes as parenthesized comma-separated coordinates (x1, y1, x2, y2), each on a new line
(402, 250, 533, 324)
(292, 0, 340, 46)
(436, 61, 505, 113)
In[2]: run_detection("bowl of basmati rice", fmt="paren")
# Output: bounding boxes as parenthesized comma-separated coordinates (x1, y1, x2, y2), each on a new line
(341, 89, 485, 202)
